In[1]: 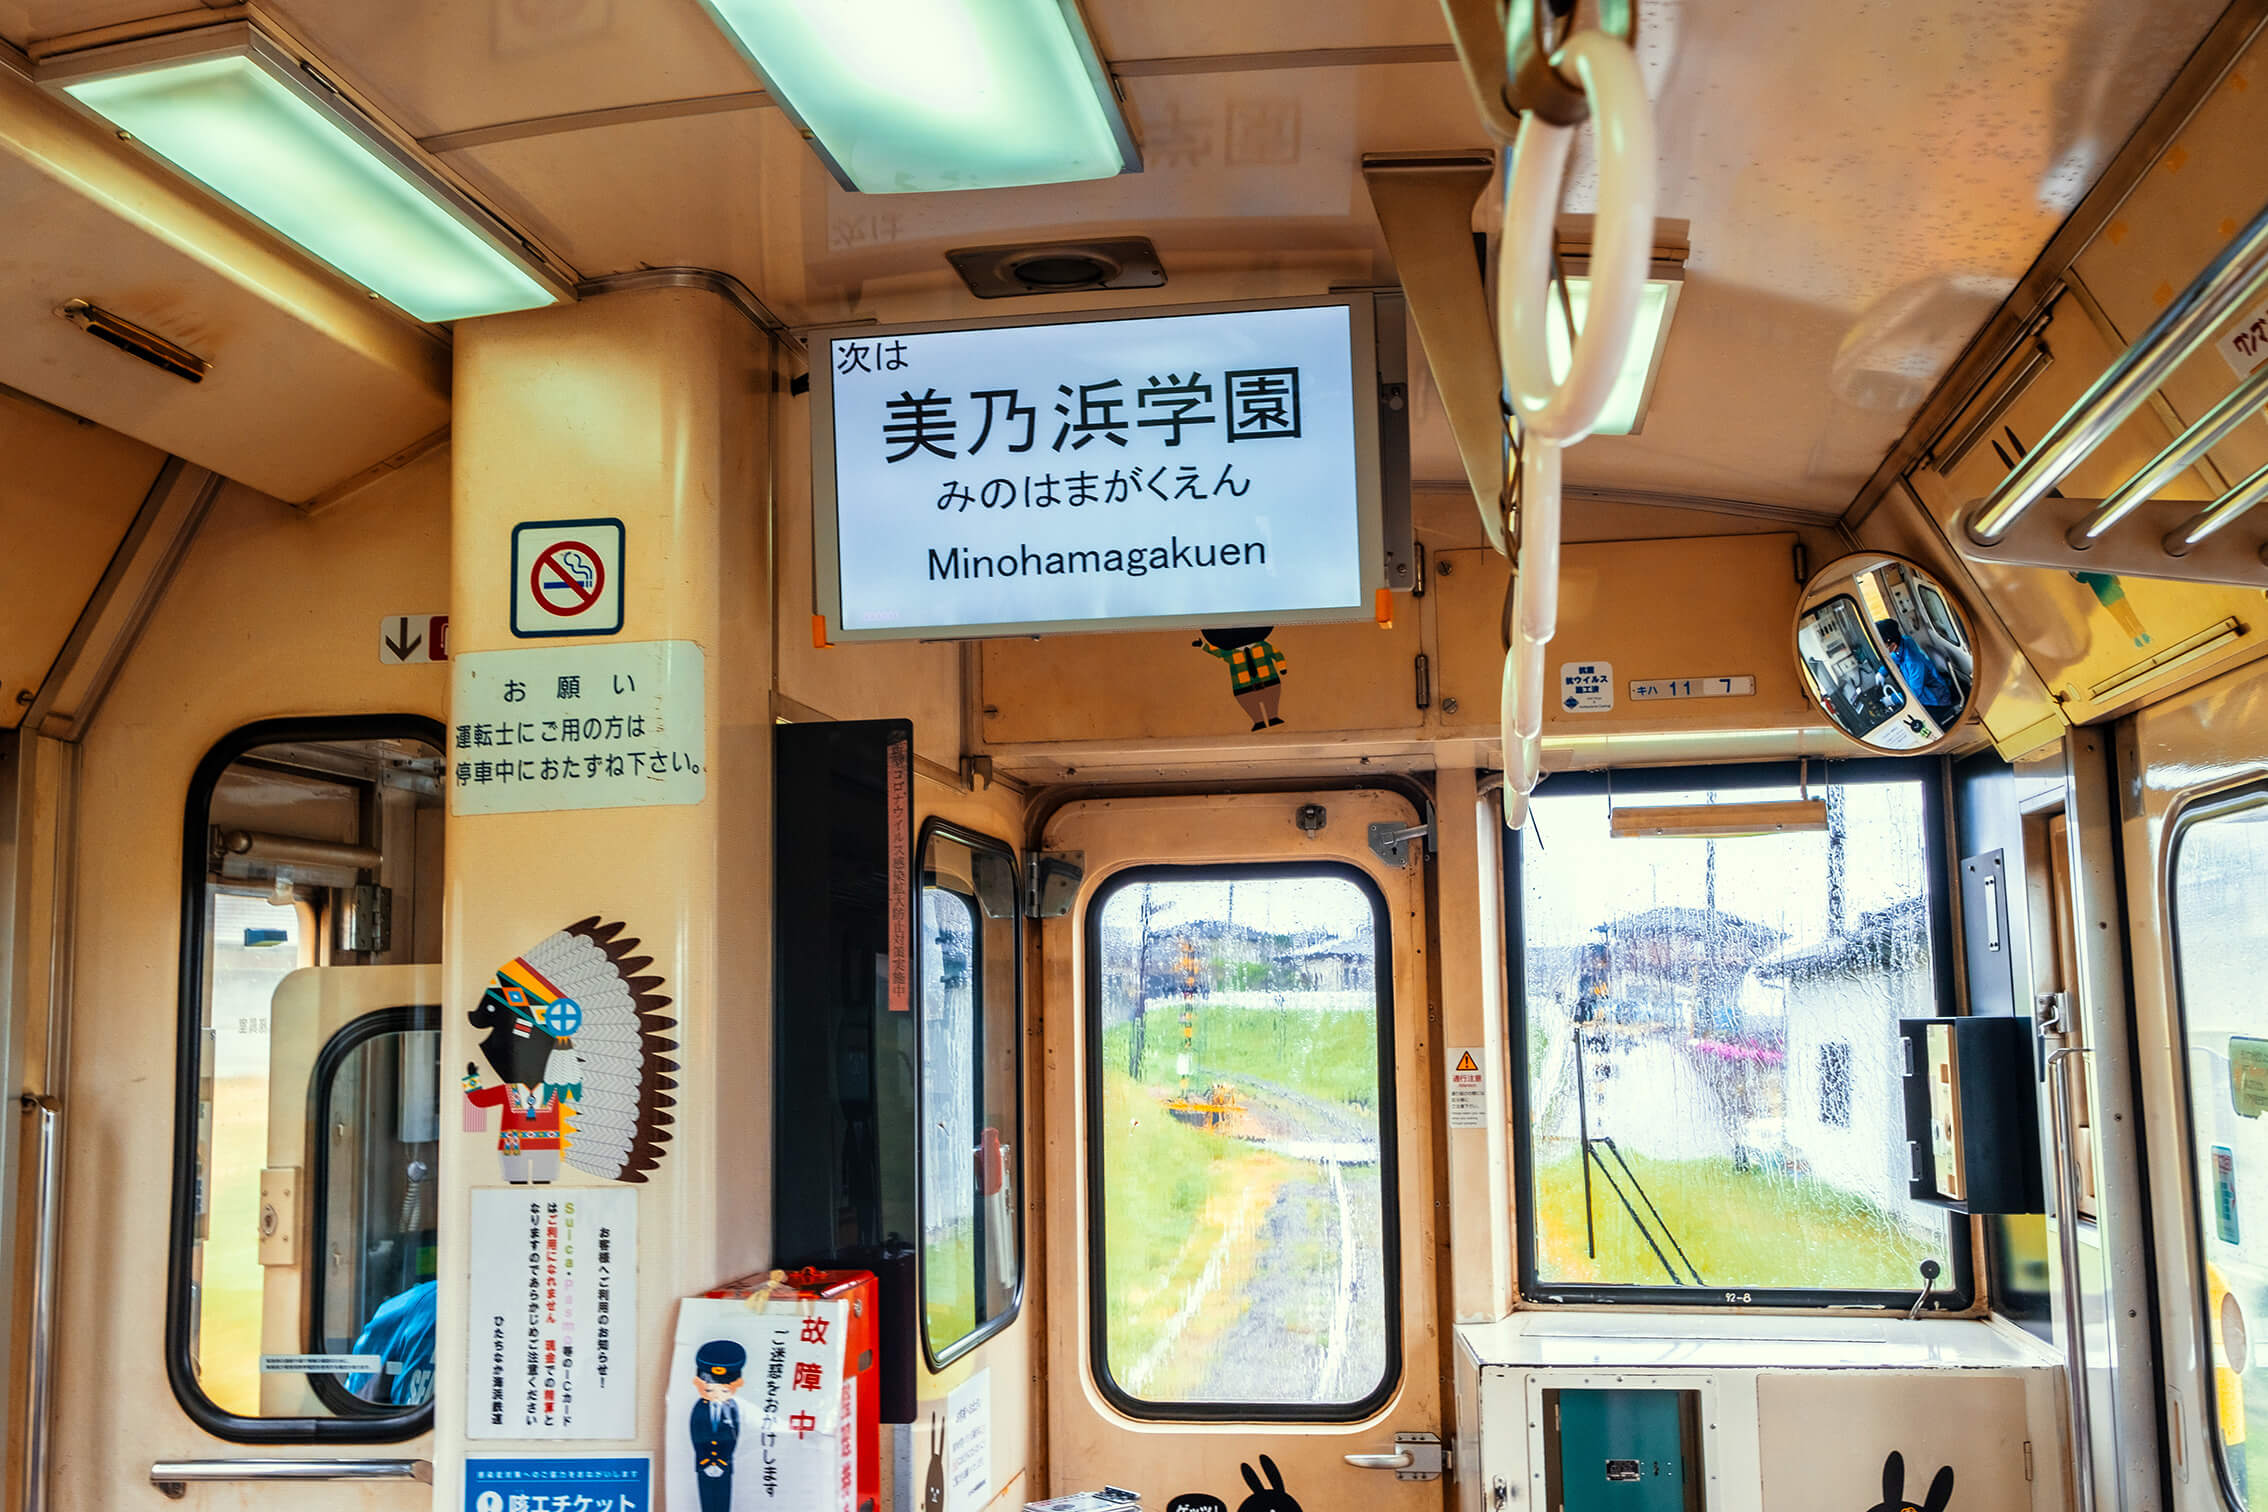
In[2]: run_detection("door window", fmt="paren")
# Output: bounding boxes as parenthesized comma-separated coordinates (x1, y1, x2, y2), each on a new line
(918, 822, 1023, 1366)
(1085, 865, 1398, 1418)
(2169, 785, 2268, 1507)
(1511, 764, 1964, 1303)
(172, 721, 444, 1440)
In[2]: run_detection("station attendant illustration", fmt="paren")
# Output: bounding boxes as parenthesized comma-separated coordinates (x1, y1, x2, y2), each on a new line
(689, 1339, 747, 1512)
(1193, 626, 1289, 730)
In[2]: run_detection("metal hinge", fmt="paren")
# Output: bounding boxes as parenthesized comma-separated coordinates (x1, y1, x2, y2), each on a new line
(1024, 851, 1084, 918)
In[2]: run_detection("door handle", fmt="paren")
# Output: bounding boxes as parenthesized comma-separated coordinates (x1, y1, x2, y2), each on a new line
(1346, 1433, 1446, 1480)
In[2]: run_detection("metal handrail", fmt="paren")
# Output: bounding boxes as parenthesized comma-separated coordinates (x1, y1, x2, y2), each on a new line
(2166, 457, 2268, 553)
(2046, 1046, 2098, 1512)
(2071, 359, 2268, 544)
(149, 1461, 433, 1499)
(21, 1095, 62, 1512)
(1968, 197, 2268, 544)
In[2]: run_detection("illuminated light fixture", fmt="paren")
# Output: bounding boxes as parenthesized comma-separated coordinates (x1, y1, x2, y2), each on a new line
(41, 21, 567, 323)
(1543, 255, 1685, 436)
(1609, 799, 1830, 840)
(691, 0, 1140, 193)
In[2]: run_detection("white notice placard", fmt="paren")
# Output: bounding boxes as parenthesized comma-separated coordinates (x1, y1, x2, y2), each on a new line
(815, 300, 1379, 639)
(450, 640, 704, 815)
(945, 1369, 992, 1512)
(1446, 1047, 1487, 1130)
(467, 1185, 637, 1440)
(2217, 297, 2268, 378)
(1560, 661, 1614, 712)
(667, 1293, 854, 1511)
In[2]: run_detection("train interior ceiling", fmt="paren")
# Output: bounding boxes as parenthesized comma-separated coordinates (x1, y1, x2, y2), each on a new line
(8, 0, 2268, 1510)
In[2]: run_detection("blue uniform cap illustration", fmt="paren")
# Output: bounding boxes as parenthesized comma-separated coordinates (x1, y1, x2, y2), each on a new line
(695, 1340, 746, 1383)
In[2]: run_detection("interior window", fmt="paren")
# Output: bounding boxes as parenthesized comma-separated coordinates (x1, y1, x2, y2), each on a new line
(174, 722, 444, 1439)
(918, 823, 1023, 1366)
(1511, 764, 1962, 1303)
(2169, 785, 2268, 1507)
(1086, 865, 1399, 1419)
(310, 1009, 440, 1410)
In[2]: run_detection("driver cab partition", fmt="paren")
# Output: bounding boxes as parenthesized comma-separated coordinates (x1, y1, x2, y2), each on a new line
(772, 718, 920, 1423)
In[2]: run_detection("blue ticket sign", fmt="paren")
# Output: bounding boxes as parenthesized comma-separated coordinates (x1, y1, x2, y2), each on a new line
(466, 1454, 651, 1512)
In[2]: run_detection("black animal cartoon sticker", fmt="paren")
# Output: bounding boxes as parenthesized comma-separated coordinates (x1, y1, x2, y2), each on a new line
(1867, 1451, 1954, 1512)
(1235, 1455, 1303, 1512)
(462, 916, 678, 1184)
(924, 1411, 946, 1510)
(1194, 626, 1289, 730)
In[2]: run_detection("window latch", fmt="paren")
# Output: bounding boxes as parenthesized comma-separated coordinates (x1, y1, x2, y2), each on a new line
(1368, 819, 1433, 866)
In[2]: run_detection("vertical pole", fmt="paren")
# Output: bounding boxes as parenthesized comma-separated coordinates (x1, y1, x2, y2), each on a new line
(1574, 1020, 1596, 1261)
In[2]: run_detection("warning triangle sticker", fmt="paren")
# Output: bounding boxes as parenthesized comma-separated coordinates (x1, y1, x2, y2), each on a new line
(1454, 1051, 1479, 1073)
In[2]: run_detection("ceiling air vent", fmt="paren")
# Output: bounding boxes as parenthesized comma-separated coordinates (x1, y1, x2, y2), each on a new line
(57, 299, 210, 383)
(946, 238, 1164, 299)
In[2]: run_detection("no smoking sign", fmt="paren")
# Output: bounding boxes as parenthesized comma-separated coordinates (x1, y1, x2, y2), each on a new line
(511, 517, 624, 638)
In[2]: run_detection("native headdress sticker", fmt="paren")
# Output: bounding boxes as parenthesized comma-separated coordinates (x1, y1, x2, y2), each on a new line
(463, 917, 677, 1184)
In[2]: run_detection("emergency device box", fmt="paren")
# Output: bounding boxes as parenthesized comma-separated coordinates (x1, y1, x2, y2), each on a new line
(701, 1268, 880, 1512)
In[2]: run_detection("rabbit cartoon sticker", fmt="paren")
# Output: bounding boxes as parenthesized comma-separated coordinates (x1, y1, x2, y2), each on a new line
(1867, 1451, 1954, 1512)
(1235, 1456, 1304, 1512)
(923, 1412, 946, 1510)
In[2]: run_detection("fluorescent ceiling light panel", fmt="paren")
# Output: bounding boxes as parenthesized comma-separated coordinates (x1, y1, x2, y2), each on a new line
(1543, 270, 1682, 436)
(695, 0, 1139, 193)
(49, 27, 560, 323)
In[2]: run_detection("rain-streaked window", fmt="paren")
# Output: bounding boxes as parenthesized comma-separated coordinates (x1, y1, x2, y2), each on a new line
(1513, 765, 1960, 1302)
(2168, 786, 2268, 1507)
(1086, 866, 1397, 1417)
(918, 824, 1022, 1367)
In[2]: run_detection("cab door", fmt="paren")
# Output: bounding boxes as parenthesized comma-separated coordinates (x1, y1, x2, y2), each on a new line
(1041, 789, 1442, 1508)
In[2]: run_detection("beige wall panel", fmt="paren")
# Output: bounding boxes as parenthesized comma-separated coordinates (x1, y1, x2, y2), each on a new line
(2072, 35, 2268, 491)
(54, 458, 449, 1510)
(0, 70, 451, 501)
(1756, 1372, 2033, 1512)
(775, 386, 966, 770)
(980, 614, 1421, 750)
(1922, 298, 2268, 723)
(0, 393, 164, 724)
(1431, 535, 1818, 737)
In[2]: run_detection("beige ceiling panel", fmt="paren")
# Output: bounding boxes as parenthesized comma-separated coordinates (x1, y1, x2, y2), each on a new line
(443, 105, 809, 307)
(2070, 32, 2268, 494)
(446, 64, 1476, 327)
(0, 391, 165, 724)
(0, 70, 450, 500)
(259, 0, 758, 138)
(0, 0, 209, 49)
(1086, 0, 1449, 58)
(1554, 0, 2224, 511)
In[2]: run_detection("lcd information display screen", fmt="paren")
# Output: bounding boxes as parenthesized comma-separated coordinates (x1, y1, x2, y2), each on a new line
(811, 297, 1383, 641)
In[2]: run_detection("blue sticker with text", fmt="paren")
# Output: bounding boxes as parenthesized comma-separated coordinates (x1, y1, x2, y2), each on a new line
(2216, 1146, 2242, 1246)
(466, 1455, 650, 1512)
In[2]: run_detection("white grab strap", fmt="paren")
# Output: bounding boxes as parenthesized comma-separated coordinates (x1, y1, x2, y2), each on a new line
(1494, 29, 1656, 827)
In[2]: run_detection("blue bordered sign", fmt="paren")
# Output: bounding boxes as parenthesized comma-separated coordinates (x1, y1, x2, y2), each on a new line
(466, 1454, 649, 1512)
(512, 518, 625, 639)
